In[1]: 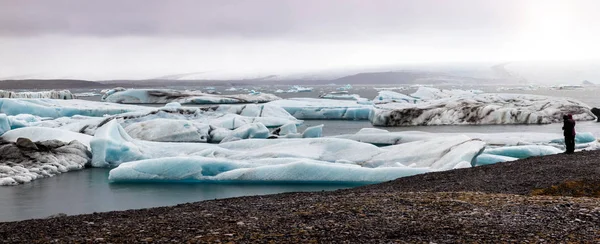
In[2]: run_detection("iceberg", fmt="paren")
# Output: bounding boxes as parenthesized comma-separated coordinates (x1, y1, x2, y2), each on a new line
(2, 127, 93, 148)
(373, 91, 419, 104)
(0, 98, 148, 118)
(335, 129, 597, 147)
(483, 145, 563, 159)
(0, 139, 91, 186)
(410, 87, 483, 100)
(73, 92, 101, 97)
(109, 133, 483, 183)
(101, 88, 280, 104)
(268, 98, 373, 120)
(371, 93, 595, 126)
(124, 119, 211, 143)
(108, 157, 430, 184)
(13, 103, 301, 139)
(301, 124, 323, 138)
(0, 114, 9, 135)
(286, 85, 313, 93)
(92, 120, 486, 177)
(272, 122, 298, 136)
(219, 122, 270, 142)
(0, 90, 75, 100)
(474, 154, 519, 166)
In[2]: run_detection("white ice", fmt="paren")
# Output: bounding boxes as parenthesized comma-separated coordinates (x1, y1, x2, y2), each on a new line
(108, 157, 430, 184)
(0, 98, 149, 118)
(0, 140, 91, 186)
(124, 119, 211, 143)
(2, 127, 93, 148)
(93, 120, 485, 183)
(335, 129, 597, 147)
(0, 90, 75, 100)
(483, 145, 563, 159)
(373, 91, 419, 104)
(101, 88, 281, 104)
(268, 98, 373, 120)
(409, 87, 483, 100)
(371, 92, 595, 126)
(474, 154, 519, 166)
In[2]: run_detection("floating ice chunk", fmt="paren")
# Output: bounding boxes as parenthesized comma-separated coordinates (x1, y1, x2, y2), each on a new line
(91, 120, 147, 167)
(320, 93, 362, 101)
(124, 119, 210, 142)
(302, 124, 323, 138)
(356, 128, 389, 134)
(0, 139, 91, 186)
(221, 123, 270, 142)
(549, 132, 597, 144)
(474, 154, 519, 166)
(101, 88, 280, 104)
(410, 87, 482, 100)
(0, 114, 9, 135)
(73, 92, 100, 97)
(164, 102, 182, 108)
(373, 91, 419, 104)
(0, 90, 75, 99)
(92, 120, 485, 173)
(371, 93, 595, 126)
(484, 145, 563, 159)
(108, 157, 431, 184)
(287, 85, 313, 92)
(2, 127, 93, 148)
(0, 98, 148, 118)
(273, 122, 297, 136)
(367, 135, 486, 170)
(268, 98, 372, 120)
(336, 130, 597, 147)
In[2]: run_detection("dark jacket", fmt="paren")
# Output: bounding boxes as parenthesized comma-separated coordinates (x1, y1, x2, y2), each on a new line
(562, 115, 576, 137)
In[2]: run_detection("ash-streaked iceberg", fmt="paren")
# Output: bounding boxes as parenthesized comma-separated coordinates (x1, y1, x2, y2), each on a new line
(102, 88, 281, 104)
(0, 139, 91, 186)
(2, 127, 93, 148)
(268, 98, 373, 120)
(371, 92, 595, 126)
(0, 90, 75, 100)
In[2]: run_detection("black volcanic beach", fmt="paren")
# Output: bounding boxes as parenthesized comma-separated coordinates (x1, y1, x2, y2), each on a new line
(2, 150, 600, 243)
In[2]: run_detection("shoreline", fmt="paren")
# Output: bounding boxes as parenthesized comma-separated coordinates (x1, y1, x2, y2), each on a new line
(2, 150, 600, 242)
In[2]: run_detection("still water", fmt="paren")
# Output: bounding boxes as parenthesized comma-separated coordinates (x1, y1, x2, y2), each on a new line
(0, 168, 355, 222)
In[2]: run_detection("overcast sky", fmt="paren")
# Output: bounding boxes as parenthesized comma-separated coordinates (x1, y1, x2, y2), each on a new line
(1, 0, 599, 80)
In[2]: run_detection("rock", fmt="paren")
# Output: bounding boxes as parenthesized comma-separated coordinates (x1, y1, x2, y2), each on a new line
(15, 138, 38, 150)
(591, 107, 600, 122)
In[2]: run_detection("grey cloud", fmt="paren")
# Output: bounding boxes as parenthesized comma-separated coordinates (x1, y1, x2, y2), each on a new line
(0, 0, 524, 38)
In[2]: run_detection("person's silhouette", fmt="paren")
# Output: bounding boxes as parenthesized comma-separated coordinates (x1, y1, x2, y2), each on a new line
(562, 114, 576, 154)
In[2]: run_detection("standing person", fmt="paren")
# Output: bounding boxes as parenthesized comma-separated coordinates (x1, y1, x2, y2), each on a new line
(562, 114, 576, 154)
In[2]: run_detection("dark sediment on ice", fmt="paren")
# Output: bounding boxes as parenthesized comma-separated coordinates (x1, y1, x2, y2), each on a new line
(2, 150, 600, 243)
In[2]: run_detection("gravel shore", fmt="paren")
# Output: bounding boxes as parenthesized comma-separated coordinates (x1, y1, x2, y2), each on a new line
(2, 150, 600, 243)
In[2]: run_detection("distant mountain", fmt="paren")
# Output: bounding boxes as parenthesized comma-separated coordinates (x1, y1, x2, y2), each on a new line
(0, 79, 111, 89)
(582, 80, 595, 86)
(331, 71, 510, 85)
